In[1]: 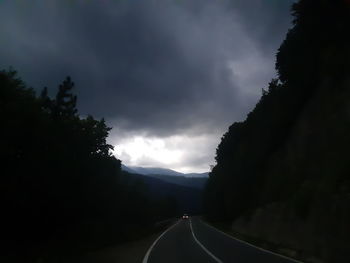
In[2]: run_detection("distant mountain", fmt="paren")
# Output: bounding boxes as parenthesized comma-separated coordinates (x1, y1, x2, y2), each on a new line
(121, 164, 138, 174)
(144, 174, 208, 190)
(121, 170, 204, 214)
(185, 172, 209, 178)
(127, 166, 183, 176)
(121, 165, 208, 178)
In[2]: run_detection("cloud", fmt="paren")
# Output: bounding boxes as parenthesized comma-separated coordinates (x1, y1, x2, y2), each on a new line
(0, 0, 294, 171)
(111, 132, 220, 173)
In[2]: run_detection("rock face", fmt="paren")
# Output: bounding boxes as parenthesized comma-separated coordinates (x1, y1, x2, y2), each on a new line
(232, 195, 350, 262)
(231, 79, 350, 262)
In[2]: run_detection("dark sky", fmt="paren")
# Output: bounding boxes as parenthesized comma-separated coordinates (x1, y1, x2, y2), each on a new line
(0, 0, 295, 172)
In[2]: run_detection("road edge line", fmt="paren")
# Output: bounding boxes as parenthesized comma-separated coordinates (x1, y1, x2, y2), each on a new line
(142, 220, 180, 263)
(189, 218, 223, 263)
(200, 219, 304, 263)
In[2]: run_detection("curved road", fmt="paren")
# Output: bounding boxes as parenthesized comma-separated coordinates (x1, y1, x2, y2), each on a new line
(143, 217, 302, 263)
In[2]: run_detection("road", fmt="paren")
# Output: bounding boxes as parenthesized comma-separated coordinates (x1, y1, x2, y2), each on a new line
(143, 217, 302, 263)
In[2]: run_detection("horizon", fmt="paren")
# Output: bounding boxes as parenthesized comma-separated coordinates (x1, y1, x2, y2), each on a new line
(121, 163, 209, 175)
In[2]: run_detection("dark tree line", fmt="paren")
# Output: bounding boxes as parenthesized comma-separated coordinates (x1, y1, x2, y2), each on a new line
(205, 0, 350, 260)
(0, 70, 178, 260)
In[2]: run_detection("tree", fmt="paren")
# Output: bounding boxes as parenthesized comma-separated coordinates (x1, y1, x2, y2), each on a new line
(53, 76, 77, 119)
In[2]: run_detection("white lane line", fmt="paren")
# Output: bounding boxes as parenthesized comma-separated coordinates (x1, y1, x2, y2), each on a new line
(142, 220, 181, 263)
(189, 218, 223, 263)
(200, 219, 304, 263)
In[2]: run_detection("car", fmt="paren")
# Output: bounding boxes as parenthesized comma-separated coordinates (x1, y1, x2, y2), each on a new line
(182, 214, 189, 219)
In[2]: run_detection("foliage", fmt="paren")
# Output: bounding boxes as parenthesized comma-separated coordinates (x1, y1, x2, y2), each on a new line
(0, 70, 178, 260)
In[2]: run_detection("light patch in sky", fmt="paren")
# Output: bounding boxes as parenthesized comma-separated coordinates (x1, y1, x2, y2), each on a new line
(113, 136, 182, 166)
(111, 133, 220, 173)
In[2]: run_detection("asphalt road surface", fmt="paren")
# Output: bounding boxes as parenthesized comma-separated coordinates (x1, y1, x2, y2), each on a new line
(143, 217, 302, 263)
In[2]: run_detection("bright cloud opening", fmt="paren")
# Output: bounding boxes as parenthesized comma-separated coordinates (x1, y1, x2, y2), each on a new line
(113, 136, 182, 165)
(110, 132, 220, 173)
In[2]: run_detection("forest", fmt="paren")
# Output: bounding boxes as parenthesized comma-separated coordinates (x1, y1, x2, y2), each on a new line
(204, 0, 350, 262)
(0, 70, 188, 261)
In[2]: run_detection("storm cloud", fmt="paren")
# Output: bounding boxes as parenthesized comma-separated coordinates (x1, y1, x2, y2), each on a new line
(0, 0, 294, 172)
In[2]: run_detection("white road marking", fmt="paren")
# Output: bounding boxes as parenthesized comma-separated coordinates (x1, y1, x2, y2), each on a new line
(189, 218, 223, 263)
(200, 219, 304, 263)
(142, 220, 181, 263)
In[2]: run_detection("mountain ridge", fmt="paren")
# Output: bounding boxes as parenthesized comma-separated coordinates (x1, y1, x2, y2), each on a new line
(121, 170, 204, 214)
(121, 164, 208, 178)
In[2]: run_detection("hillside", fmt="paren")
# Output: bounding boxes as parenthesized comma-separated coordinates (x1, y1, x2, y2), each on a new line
(142, 174, 207, 190)
(0, 71, 184, 262)
(204, 0, 350, 262)
(122, 171, 204, 215)
(121, 165, 208, 178)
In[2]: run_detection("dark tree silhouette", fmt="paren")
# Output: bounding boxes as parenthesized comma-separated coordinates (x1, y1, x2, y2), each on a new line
(0, 70, 181, 262)
(53, 76, 77, 118)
